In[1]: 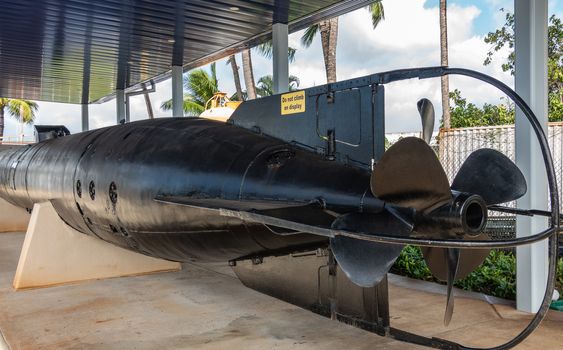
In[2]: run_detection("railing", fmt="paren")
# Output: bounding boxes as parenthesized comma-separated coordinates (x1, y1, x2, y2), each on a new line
(0, 134, 35, 144)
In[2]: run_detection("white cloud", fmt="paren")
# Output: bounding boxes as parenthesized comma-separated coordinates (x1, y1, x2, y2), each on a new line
(326, 0, 512, 132)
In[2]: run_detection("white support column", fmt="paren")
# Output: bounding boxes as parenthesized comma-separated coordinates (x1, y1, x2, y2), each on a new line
(81, 104, 89, 132)
(514, 0, 549, 313)
(272, 22, 289, 95)
(171, 65, 184, 117)
(116, 89, 125, 124)
(125, 95, 131, 123)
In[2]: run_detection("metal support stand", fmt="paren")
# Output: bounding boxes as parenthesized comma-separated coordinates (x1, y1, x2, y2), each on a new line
(171, 65, 184, 117)
(272, 22, 289, 95)
(328, 250, 338, 320)
(514, 0, 549, 313)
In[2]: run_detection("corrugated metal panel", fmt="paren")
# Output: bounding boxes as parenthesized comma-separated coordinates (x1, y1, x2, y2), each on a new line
(0, 0, 372, 104)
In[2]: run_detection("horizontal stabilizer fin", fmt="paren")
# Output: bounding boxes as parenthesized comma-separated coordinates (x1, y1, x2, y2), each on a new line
(155, 195, 336, 231)
(154, 195, 306, 211)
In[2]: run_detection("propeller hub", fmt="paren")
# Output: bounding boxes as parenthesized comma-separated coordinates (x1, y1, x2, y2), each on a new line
(456, 192, 488, 236)
(415, 191, 488, 238)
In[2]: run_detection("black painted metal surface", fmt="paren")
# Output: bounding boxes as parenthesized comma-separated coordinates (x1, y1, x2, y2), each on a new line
(230, 83, 386, 169)
(0, 117, 378, 262)
(0, 0, 373, 104)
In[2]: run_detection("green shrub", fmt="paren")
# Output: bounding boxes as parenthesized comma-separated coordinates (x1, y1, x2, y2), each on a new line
(390, 246, 434, 281)
(391, 246, 563, 301)
(557, 258, 563, 300)
(392, 246, 517, 300)
(454, 250, 516, 300)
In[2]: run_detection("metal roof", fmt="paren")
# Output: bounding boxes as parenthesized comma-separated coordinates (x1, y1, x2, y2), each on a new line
(0, 0, 372, 104)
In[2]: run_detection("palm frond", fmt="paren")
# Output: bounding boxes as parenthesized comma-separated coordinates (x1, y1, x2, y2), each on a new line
(162, 62, 220, 114)
(7, 99, 38, 124)
(256, 42, 273, 59)
(160, 98, 173, 111)
(289, 75, 300, 91)
(160, 93, 206, 116)
(288, 47, 296, 63)
(257, 41, 297, 63)
(256, 74, 301, 96)
(301, 24, 320, 48)
(256, 75, 273, 97)
(257, 75, 273, 86)
(183, 98, 206, 116)
(186, 68, 218, 104)
(368, 2, 385, 29)
(160, 93, 192, 111)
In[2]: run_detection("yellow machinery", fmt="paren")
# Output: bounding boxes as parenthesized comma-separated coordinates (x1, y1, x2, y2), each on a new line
(199, 92, 241, 122)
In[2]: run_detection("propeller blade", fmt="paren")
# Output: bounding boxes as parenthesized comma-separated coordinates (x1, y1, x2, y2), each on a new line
(444, 248, 460, 326)
(423, 149, 520, 320)
(417, 98, 435, 144)
(421, 234, 490, 281)
(421, 233, 491, 326)
(330, 210, 412, 287)
(371, 137, 451, 212)
(451, 149, 527, 205)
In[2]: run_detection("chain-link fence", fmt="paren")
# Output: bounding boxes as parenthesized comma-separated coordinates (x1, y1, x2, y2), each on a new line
(437, 122, 563, 239)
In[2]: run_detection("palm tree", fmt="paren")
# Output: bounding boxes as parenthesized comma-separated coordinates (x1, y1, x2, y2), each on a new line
(234, 42, 298, 101)
(241, 49, 257, 100)
(440, 0, 451, 129)
(301, 2, 385, 83)
(0, 98, 38, 142)
(227, 55, 244, 101)
(161, 63, 218, 116)
(256, 75, 300, 97)
(301, 18, 338, 83)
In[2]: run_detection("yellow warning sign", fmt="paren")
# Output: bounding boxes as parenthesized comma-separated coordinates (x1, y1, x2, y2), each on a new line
(280, 90, 306, 115)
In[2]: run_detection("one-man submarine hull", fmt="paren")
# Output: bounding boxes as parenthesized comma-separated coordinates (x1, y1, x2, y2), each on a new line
(0, 118, 377, 262)
(0, 67, 553, 349)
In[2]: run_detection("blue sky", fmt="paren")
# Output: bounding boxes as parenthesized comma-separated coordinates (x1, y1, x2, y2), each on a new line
(4, 0, 563, 140)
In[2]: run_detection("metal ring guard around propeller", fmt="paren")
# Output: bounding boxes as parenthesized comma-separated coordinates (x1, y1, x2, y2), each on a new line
(330, 67, 559, 350)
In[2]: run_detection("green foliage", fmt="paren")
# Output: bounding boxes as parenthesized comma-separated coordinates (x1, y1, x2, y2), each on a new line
(0, 98, 38, 124)
(391, 246, 518, 300)
(455, 250, 516, 300)
(483, 10, 515, 73)
(161, 63, 218, 115)
(446, 89, 515, 128)
(557, 257, 563, 300)
(390, 246, 434, 281)
(229, 91, 247, 101)
(368, 1, 385, 29)
(255, 42, 297, 63)
(483, 11, 563, 122)
(255, 75, 300, 98)
(384, 136, 392, 150)
(300, 24, 320, 48)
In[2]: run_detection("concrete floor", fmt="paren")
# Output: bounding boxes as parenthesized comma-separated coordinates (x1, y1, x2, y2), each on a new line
(0, 232, 561, 350)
